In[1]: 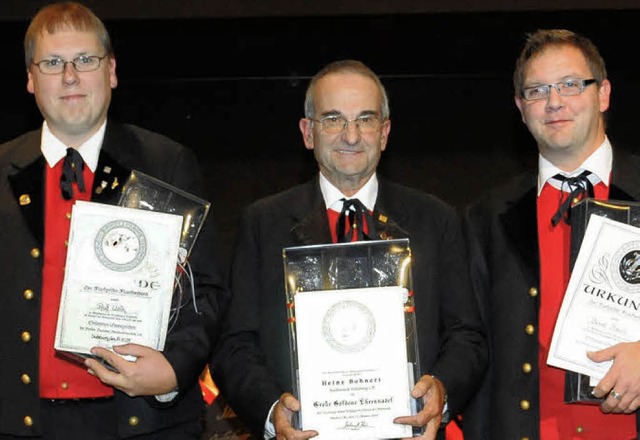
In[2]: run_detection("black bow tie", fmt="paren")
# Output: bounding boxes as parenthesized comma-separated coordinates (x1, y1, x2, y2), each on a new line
(60, 147, 86, 200)
(337, 198, 375, 243)
(550, 171, 595, 226)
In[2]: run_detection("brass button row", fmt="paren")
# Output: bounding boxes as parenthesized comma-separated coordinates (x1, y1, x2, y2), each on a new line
(521, 285, 538, 434)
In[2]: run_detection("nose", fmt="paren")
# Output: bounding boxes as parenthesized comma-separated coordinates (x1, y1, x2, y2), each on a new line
(342, 119, 361, 145)
(62, 61, 79, 85)
(545, 85, 563, 111)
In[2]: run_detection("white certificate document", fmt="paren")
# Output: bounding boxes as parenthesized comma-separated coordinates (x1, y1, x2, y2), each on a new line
(294, 286, 413, 439)
(548, 214, 640, 379)
(54, 200, 183, 357)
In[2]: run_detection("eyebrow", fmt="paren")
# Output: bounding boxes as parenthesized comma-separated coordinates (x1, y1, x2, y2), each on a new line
(524, 75, 588, 87)
(319, 109, 379, 118)
(38, 50, 94, 59)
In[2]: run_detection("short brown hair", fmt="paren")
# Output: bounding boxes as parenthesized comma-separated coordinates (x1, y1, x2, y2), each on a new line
(24, 1, 113, 68)
(513, 29, 607, 97)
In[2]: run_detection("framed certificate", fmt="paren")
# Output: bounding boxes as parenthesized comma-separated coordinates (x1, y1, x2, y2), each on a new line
(54, 201, 183, 361)
(560, 198, 640, 403)
(283, 239, 421, 439)
(548, 210, 640, 402)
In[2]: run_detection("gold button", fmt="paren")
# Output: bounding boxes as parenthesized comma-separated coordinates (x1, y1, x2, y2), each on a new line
(61, 382, 69, 390)
(23, 416, 33, 427)
(520, 400, 530, 410)
(21, 374, 31, 385)
(576, 426, 584, 433)
(23, 289, 34, 300)
(528, 287, 538, 297)
(572, 197, 580, 205)
(19, 194, 31, 206)
(521, 437, 531, 440)
(64, 240, 69, 247)
(525, 324, 535, 335)
(21, 331, 31, 343)
(66, 212, 72, 219)
(30, 248, 40, 259)
(522, 362, 532, 374)
(128, 416, 139, 426)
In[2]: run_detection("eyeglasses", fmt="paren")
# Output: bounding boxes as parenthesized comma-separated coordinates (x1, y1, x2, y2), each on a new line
(32, 55, 107, 75)
(521, 78, 598, 101)
(311, 115, 384, 134)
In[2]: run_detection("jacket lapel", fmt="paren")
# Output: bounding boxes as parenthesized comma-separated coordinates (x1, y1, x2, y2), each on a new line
(372, 180, 409, 240)
(7, 131, 45, 247)
(609, 150, 640, 202)
(291, 203, 333, 245)
(91, 148, 132, 205)
(499, 175, 540, 280)
(290, 181, 333, 245)
(9, 156, 46, 249)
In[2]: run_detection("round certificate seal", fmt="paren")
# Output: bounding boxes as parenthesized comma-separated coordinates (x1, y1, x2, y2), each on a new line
(322, 300, 375, 353)
(611, 240, 640, 294)
(95, 220, 147, 272)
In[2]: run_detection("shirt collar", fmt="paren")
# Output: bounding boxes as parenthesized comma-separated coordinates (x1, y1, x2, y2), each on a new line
(41, 120, 106, 172)
(319, 173, 378, 212)
(537, 136, 612, 195)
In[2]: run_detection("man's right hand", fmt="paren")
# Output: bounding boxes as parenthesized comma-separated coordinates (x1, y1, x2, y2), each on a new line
(273, 393, 318, 440)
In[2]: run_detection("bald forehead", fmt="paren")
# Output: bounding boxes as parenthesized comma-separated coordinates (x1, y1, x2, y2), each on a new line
(313, 72, 382, 109)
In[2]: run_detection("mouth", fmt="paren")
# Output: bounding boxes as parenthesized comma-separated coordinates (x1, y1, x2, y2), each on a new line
(60, 94, 86, 102)
(545, 118, 572, 126)
(335, 148, 362, 155)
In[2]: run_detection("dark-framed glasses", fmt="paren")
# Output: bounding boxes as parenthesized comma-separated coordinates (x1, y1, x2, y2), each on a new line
(32, 55, 107, 75)
(521, 78, 598, 101)
(311, 114, 384, 134)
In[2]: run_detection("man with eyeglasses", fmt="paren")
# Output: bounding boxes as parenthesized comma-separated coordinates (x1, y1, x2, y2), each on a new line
(211, 59, 487, 440)
(463, 29, 640, 439)
(0, 2, 226, 438)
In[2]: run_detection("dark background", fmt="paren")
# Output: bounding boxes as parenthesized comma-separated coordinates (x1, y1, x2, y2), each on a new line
(1, 2, 639, 438)
(2, 2, 640, 261)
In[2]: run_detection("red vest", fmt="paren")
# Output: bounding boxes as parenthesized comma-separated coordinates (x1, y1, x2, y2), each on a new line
(40, 159, 112, 398)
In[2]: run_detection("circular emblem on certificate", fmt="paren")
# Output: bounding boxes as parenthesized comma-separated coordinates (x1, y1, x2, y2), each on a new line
(95, 220, 147, 271)
(322, 300, 375, 353)
(611, 241, 640, 293)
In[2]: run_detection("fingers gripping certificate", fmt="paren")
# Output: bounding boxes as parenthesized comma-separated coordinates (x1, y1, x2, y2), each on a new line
(54, 201, 183, 358)
(548, 214, 640, 379)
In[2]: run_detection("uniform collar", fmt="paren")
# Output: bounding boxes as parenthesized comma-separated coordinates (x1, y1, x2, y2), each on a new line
(537, 136, 612, 195)
(40, 120, 106, 172)
(319, 172, 378, 212)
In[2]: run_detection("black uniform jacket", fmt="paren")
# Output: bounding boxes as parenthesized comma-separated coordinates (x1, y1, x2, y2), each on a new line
(0, 122, 227, 437)
(463, 150, 640, 439)
(212, 177, 487, 437)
